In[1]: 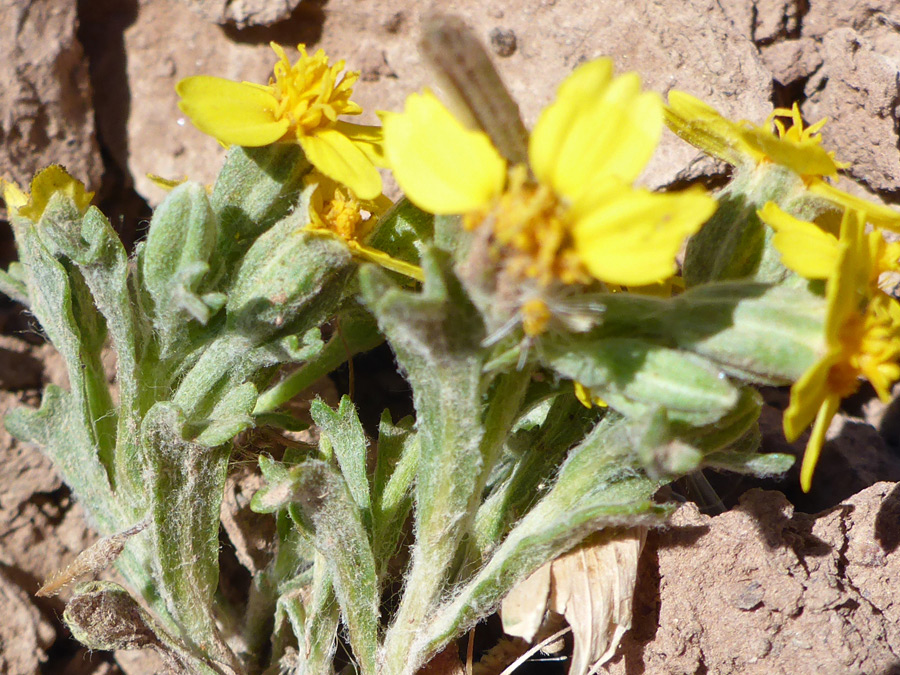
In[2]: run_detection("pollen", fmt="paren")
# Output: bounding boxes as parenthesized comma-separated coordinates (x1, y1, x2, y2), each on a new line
(470, 166, 591, 289)
(321, 189, 365, 241)
(855, 295, 900, 399)
(268, 43, 363, 139)
(521, 299, 552, 336)
(766, 103, 849, 172)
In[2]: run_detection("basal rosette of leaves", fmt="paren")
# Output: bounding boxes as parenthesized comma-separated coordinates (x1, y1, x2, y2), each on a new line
(1, 18, 898, 675)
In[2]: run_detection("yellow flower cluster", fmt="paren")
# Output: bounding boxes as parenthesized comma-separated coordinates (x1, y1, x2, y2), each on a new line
(174, 41, 900, 494)
(2, 166, 94, 222)
(666, 92, 900, 491)
(383, 59, 716, 335)
(765, 205, 900, 490)
(666, 92, 900, 229)
(177, 43, 384, 201)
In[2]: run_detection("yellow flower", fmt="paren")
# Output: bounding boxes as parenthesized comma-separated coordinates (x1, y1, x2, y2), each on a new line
(2, 166, 93, 222)
(177, 43, 384, 200)
(760, 201, 900, 285)
(665, 92, 900, 229)
(384, 59, 716, 333)
(777, 208, 900, 491)
(573, 381, 608, 409)
(304, 174, 423, 282)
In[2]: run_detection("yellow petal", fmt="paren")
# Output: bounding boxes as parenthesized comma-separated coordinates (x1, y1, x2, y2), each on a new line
(799, 393, 841, 492)
(1, 179, 28, 211)
(334, 121, 387, 168)
(346, 241, 424, 282)
(739, 127, 838, 178)
(807, 179, 900, 231)
(147, 174, 188, 191)
(664, 91, 759, 167)
(530, 60, 662, 201)
(383, 91, 506, 214)
(177, 76, 289, 146)
(825, 208, 869, 340)
(572, 184, 716, 286)
(574, 381, 594, 408)
(783, 355, 835, 440)
(19, 166, 94, 222)
(573, 381, 608, 409)
(759, 202, 839, 279)
(300, 128, 382, 201)
(530, 59, 614, 185)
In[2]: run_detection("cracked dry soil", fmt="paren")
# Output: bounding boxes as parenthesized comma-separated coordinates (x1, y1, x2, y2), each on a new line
(2, 0, 900, 673)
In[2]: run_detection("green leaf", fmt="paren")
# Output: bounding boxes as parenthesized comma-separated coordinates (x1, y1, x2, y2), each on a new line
(140, 182, 219, 351)
(702, 450, 795, 476)
(0, 266, 28, 305)
(371, 411, 418, 579)
(5, 385, 117, 529)
(8, 214, 118, 479)
(682, 167, 799, 286)
(254, 459, 379, 675)
(225, 219, 351, 337)
(254, 304, 383, 415)
(417, 415, 668, 668)
(360, 250, 489, 670)
(473, 393, 598, 555)
(191, 382, 258, 447)
(367, 197, 434, 267)
(545, 337, 740, 425)
(208, 144, 313, 287)
(665, 282, 824, 384)
(142, 403, 231, 659)
(311, 396, 372, 530)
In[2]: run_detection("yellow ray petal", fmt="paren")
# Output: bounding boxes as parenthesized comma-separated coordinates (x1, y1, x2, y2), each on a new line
(799, 393, 841, 492)
(782, 355, 836, 441)
(807, 179, 900, 231)
(571, 185, 716, 286)
(18, 166, 94, 222)
(529, 59, 614, 186)
(759, 202, 839, 279)
(664, 91, 758, 167)
(300, 128, 383, 201)
(177, 76, 289, 146)
(825, 208, 870, 339)
(531, 60, 662, 201)
(334, 121, 387, 168)
(346, 241, 424, 282)
(740, 126, 838, 178)
(383, 90, 506, 214)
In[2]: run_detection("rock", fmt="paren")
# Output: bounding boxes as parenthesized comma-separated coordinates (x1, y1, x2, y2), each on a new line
(759, 37, 822, 86)
(803, 28, 900, 194)
(489, 27, 517, 57)
(117, 0, 772, 205)
(177, 0, 305, 28)
(601, 484, 900, 674)
(0, 567, 56, 675)
(719, 0, 803, 46)
(0, 0, 101, 194)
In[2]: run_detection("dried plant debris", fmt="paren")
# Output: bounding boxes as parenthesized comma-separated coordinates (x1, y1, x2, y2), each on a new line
(503, 529, 645, 675)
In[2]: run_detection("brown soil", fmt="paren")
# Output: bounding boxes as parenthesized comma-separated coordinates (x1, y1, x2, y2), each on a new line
(2, 1, 900, 673)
